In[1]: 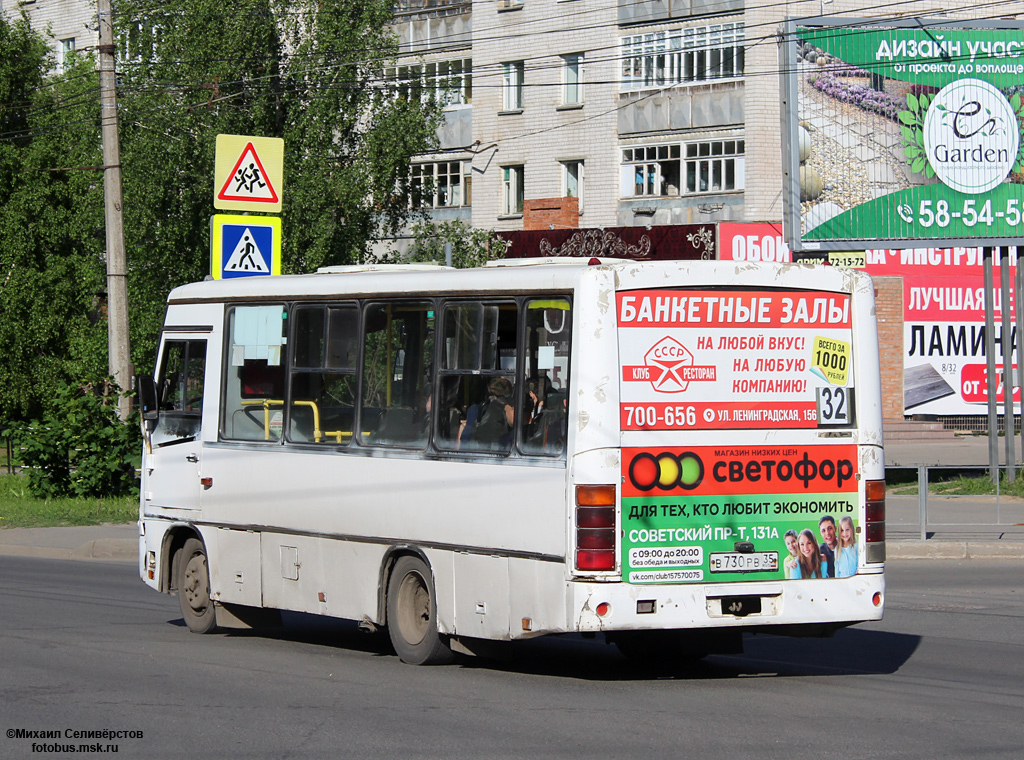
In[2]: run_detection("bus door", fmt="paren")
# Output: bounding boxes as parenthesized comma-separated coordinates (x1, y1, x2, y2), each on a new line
(143, 336, 209, 513)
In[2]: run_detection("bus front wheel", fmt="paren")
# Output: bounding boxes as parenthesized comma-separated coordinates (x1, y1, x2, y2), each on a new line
(177, 537, 217, 634)
(386, 556, 453, 665)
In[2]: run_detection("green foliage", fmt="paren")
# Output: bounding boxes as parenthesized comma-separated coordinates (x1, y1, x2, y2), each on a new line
(0, 16, 108, 422)
(899, 92, 936, 179)
(0, 4, 444, 425)
(406, 219, 510, 269)
(116, 0, 444, 365)
(1012, 92, 1024, 174)
(14, 377, 139, 499)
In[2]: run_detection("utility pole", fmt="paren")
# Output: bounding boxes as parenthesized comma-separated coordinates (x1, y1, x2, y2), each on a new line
(97, 0, 132, 421)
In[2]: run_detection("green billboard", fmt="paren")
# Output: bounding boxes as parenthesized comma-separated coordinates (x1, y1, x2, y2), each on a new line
(781, 18, 1024, 251)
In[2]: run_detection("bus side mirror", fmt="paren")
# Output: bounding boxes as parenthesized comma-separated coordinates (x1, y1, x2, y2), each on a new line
(136, 374, 159, 424)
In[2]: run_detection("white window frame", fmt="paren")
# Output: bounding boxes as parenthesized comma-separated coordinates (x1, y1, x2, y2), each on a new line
(620, 139, 744, 198)
(386, 59, 472, 107)
(620, 144, 681, 198)
(411, 161, 471, 209)
(684, 140, 745, 195)
(502, 61, 524, 111)
(562, 53, 583, 105)
(561, 161, 584, 213)
(620, 22, 744, 92)
(119, 22, 162, 65)
(56, 37, 75, 74)
(501, 165, 525, 215)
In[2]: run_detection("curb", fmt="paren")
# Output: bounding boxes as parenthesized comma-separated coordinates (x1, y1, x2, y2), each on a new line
(888, 540, 1024, 560)
(0, 539, 137, 562)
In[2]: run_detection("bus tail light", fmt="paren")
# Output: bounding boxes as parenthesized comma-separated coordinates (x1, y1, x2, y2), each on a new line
(575, 485, 616, 571)
(865, 479, 885, 563)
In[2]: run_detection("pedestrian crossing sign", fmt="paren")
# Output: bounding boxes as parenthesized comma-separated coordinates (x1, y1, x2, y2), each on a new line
(214, 134, 284, 213)
(211, 214, 282, 279)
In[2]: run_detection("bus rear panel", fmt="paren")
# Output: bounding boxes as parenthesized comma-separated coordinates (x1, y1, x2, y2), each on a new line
(564, 262, 884, 644)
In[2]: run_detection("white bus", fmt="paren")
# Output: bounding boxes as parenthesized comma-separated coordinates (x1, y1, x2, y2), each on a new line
(137, 258, 885, 665)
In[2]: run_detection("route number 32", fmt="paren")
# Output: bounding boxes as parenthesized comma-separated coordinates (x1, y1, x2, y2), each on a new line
(817, 386, 851, 426)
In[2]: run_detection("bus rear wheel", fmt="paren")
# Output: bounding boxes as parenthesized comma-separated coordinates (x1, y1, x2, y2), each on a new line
(386, 556, 453, 665)
(178, 537, 217, 634)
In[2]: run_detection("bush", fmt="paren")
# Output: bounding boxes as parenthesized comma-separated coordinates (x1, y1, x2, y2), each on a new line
(15, 377, 139, 499)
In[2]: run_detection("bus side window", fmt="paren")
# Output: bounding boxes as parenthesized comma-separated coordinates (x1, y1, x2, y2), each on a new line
(155, 339, 206, 442)
(221, 305, 287, 441)
(521, 298, 571, 455)
(288, 304, 358, 444)
(360, 301, 433, 447)
(436, 300, 517, 453)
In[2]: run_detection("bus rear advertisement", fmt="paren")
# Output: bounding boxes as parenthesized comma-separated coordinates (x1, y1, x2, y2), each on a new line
(137, 259, 885, 666)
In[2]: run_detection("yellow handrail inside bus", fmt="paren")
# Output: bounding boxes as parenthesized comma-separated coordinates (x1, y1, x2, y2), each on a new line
(241, 398, 323, 442)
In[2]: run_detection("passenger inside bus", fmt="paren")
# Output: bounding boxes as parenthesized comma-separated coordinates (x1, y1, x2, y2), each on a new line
(460, 377, 515, 449)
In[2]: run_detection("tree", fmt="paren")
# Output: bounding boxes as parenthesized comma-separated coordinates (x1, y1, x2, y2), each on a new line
(406, 219, 509, 269)
(115, 0, 444, 366)
(0, 14, 108, 421)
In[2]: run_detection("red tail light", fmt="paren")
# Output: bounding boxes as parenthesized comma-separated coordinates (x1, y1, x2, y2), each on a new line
(575, 485, 616, 571)
(865, 478, 886, 563)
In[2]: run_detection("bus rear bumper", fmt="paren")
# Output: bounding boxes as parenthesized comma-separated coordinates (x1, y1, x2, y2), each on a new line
(566, 570, 885, 634)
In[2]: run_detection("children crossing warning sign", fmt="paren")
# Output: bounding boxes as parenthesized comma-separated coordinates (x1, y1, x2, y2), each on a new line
(211, 214, 282, 279)
(214, 135, 284, 212)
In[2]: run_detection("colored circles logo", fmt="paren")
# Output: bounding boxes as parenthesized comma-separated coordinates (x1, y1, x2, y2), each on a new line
(629, 451, 703, 491)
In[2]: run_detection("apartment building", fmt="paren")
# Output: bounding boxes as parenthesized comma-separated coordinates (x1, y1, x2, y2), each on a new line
(0, 0, 98, 73)
(8, 0, 1000, 242)
(392, 0, 998, 242)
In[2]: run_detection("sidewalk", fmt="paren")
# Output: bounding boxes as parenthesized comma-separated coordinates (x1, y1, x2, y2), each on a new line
(0, 523, 138, 562)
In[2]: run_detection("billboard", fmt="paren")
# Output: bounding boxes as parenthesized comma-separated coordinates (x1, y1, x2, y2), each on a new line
(719, 222, 1022, 416)
(616, 286, 856, 430)
(781, 18, 1024, 252)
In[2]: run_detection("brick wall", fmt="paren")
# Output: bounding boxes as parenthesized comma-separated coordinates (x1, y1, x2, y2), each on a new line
(523, 197, 579, 231)
(874, 276, 904, 422)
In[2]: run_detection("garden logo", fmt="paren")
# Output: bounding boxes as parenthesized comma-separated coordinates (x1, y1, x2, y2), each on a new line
(923, 78, 1020, 194)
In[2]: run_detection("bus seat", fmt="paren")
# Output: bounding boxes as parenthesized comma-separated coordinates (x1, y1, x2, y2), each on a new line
(373, 407, 417, 443)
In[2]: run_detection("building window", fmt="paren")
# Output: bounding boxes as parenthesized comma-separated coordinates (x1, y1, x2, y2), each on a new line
(620, 140, 743, 197)
(502, 61, 524, 111)
(56, 38, 75, 74)
(621, 23, 744, 91)
(411, 161, 471, 209)
(621, 145, 681, 197)
(119, 22, 162, 64)
(562, 161, 583, 213)
(562, 54, 583, 105)
(386, 59, 472, 107)
(685, 140, 745, 194)
(502, 165, 525, 215)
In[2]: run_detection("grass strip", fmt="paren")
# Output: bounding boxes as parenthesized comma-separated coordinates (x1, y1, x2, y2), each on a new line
(0, 473, 136, 529)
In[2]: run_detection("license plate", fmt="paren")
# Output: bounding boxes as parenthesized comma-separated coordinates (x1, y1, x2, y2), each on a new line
(709, 551, 778, 573)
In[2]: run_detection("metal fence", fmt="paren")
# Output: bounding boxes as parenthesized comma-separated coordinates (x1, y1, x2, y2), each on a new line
(887, 464, 1022, 540)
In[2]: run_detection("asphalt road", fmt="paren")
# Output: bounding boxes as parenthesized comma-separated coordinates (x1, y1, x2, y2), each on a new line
(1, 556, 1021, 760)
